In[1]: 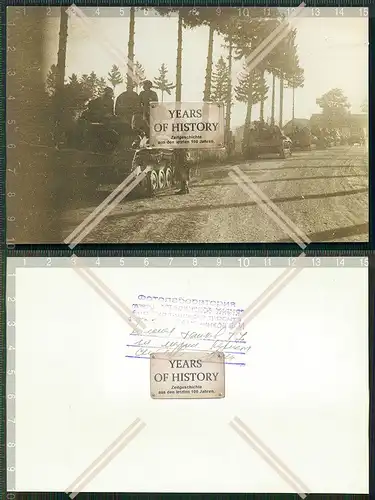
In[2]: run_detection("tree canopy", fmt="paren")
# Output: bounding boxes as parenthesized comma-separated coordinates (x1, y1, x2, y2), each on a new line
(107, 64, 123, 89)
(210, 56, 230, 103)
(235, 64, 268, 106)
(133, 61, 146, 92)
(153, 63, 175, 101)
(45, 65, 115, 118)
(316, 88, 351, 127)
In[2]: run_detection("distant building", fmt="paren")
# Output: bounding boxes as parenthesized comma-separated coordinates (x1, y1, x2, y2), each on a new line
(310, 113, 368, 137)
(348, 113, 368, 138)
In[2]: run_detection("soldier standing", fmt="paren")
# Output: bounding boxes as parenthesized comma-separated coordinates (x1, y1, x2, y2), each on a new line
(80, 87, 115, 151)
(175, 149, 190, 195)
(115, 87, 141, 126)
(139, 81, 158, 117)
(139, 80, 159, 137)
(86, 87, 115, 122)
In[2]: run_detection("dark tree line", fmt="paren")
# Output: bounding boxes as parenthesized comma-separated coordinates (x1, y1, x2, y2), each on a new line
(50, 6, 305, 150)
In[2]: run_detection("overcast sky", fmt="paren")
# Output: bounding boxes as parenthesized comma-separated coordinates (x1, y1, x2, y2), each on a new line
(43, 7, 368, 128)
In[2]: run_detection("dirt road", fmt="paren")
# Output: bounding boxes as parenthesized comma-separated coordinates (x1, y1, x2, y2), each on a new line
(62, 145, 368, 244)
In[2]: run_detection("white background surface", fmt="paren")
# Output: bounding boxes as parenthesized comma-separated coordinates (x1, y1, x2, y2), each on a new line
(13, 264, 368, 493)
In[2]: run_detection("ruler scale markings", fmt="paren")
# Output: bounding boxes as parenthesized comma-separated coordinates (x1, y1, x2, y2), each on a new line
(5, 256, 369, 268)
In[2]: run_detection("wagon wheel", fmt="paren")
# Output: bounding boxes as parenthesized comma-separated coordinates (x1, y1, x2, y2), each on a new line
(147, 169, 158, 196)
(165, 167, 173, 188)
(158, 168, 166, 189)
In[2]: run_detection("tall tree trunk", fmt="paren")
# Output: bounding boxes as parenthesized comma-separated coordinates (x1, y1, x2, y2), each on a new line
(8, 7, 63, 242)
(225, 34, 233, 155)
(292, 86, 295, 123)
(259, 69, 265, 122)
(203, 24, 214, 101)
(279, 75, 284, 128)
(175, 12, 183, 102)
(271, 73, 276, 125)
(56, 8, 68, 94)
(126, 7, 135, 91)
(55, 7, 68, 144)
(245, 101, 252, 127)
(245, 75, 253, 128)
(161, 90, 164, 102)
(260, 102, 264, 122)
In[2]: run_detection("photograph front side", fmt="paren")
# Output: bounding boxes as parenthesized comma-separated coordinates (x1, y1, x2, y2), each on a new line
(6, 6, 368, 244)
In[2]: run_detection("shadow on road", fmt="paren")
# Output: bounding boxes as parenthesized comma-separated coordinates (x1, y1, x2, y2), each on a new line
(242, 163, 368, 173)
(194, 158, 368, 182)
(192, 173, 368, 189)
(276, 222, 368, 242)
(104, 187, 368, 220)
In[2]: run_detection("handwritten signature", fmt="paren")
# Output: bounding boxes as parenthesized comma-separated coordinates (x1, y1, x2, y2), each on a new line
(127, 326, 251, 362)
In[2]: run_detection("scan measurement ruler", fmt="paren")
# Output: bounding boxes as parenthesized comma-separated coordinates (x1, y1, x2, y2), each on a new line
(6, 256, 370, 269)
(5, 6, 19, 251)
(16, 5, 370, 17)
(5, 246, 371, 258)
(5, 1, 372, 12)
(6, 259, 16, 493)
(0, 250, 7, 495)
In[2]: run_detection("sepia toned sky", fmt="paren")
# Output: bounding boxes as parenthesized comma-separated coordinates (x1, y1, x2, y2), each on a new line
(42, 7, 368, 128)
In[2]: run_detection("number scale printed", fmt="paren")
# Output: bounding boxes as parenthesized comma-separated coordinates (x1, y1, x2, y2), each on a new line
(150, 351, 225, 399)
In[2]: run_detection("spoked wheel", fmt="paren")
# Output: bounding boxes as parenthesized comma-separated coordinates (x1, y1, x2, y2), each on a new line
(165, 167, 173, 188)
(185, 151, 193, 163)
(158, 168, 166, 190)
(147, 169, 158, 196)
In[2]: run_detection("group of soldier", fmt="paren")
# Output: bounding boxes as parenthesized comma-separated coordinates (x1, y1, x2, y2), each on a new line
(249, 121, 284, 139)
(243, 121, 287, 149)
(82, 80, 157, 135)
(80, 81, 190, 195)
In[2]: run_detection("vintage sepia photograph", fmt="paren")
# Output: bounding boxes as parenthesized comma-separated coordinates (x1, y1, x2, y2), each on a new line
(7, 6, 368, 244)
